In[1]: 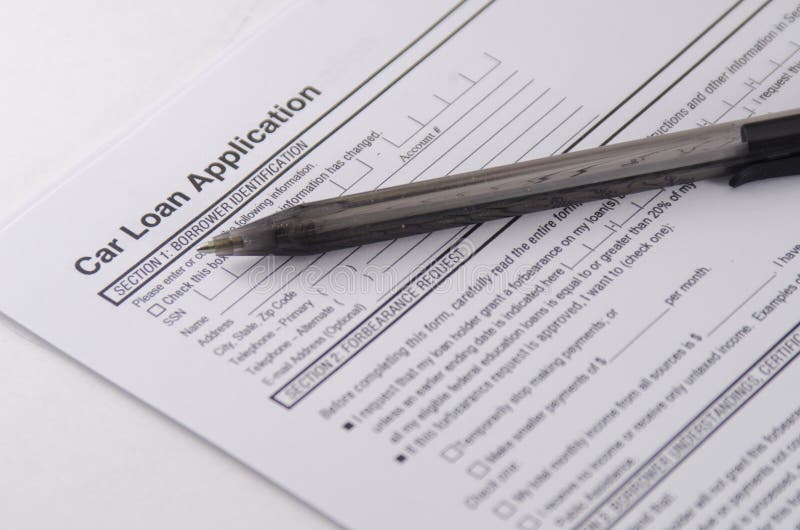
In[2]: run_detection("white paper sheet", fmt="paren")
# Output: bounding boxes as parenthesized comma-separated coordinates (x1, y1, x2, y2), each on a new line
(3, 1, 800, 528)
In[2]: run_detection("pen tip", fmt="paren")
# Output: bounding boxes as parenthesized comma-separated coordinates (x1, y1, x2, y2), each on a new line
(197, 236, 243, 256)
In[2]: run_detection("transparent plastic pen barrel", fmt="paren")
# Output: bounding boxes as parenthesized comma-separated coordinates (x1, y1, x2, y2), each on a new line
(199, 109, 800, 256)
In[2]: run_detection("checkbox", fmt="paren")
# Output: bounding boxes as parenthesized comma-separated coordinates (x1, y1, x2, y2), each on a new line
(147, 303, 166, 317)
(343, 422, 354, 430)
(440, 444, 463, 462)
(395, 454, 407, 463)
(493, 501, 516, 520)
(467, 461, 490, 479)
(517, 515, 541, 530)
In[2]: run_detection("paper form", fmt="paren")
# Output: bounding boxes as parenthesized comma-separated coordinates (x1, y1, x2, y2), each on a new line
(3, 0, 800, 527)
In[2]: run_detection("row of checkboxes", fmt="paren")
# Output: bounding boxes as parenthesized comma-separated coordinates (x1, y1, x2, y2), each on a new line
(390, 441, 541, 528)
(441, 443, 491, 479)
(444, 446, 540, 528)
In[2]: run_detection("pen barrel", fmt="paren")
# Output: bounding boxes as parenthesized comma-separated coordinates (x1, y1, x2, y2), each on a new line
(239, 109, 800, 255)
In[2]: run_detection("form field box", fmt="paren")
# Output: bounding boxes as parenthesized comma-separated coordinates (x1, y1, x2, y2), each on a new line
(147, 303, 165, 317)
(440, 444, 463, 462)
(467, 461, 490, 478)
(493, 501, 516, 519)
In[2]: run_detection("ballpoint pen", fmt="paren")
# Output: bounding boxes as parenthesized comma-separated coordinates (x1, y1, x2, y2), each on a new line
(198, 109, 800, 256)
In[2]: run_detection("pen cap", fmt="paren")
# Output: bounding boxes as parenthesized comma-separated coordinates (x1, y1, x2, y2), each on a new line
(740, 111, 800, 148)
(730, 109, 800, 187)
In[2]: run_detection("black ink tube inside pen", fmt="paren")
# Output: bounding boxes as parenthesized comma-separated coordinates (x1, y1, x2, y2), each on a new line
(198, 109, 800, 256)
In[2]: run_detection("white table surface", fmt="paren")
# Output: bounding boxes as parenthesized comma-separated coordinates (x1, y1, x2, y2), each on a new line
(0, 2, 337, 528)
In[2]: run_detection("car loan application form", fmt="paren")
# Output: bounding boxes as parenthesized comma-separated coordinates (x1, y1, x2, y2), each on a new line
(4, 1, 800, 528)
